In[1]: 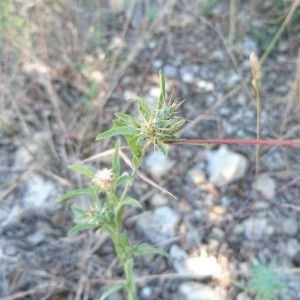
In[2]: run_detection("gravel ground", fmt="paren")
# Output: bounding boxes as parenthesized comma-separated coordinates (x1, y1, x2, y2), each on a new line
(0, 1, 300, 299)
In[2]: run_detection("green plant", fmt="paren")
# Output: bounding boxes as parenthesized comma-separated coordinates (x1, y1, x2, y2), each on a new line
(249, 258, 288, 300)
(55, 71, 181, 300)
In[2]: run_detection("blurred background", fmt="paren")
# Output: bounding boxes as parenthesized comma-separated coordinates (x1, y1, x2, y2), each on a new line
(0, 0, 300, 299)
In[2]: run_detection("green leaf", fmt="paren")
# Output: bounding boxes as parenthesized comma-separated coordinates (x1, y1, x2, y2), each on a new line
(171, 119, 185, 130)
(112, 139, 121, 176)
(138, 99, 152, 121)
(54, 188, 94, 204)
(68, 223, 97, 235)
(68, 164, 94, 178)
(114, 173, 132, 187)
(157, 70, 166, 110)
(134, 243, 168, 257)
(115, 112, 140, 127)
(126, 135, 142, 159)
(99, 282, 126, 300)
(122, 196, 143, 208)
(95, 126, 140, 140)
(113, 120, 143, 159)
(71, 205, 88, 216)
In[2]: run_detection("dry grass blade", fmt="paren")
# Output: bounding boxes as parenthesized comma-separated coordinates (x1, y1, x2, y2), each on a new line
(119, 150, 176, 199)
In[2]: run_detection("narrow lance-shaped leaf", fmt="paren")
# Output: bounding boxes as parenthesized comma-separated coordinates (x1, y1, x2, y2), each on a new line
(99, 282, 127, 300)
(114, 173, 132, 188)
(68, 223, 97, 236)
(134, 243, 168, 257)
(95, 126, 140, 140)
(113, 120, 142, 159)
(54, 188, 94, 204)
(112, 139, 121, 176)
(138, 99, 152, 121)
(157, 70, 166, 110)
(121, 196, 143, 208)
(114, 112, 140, 127)
(68, 164, 94, 178)
(71, 205, 88, 216)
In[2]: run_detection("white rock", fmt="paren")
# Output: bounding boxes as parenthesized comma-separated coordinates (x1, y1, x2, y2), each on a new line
(145, 151, 174, 178)
(243, 217, 274, 240)
(187, 250, 223, 277)
(196, 79, 215, 92)
(179, 282, 225, 300)
(23, 174, 56, 207)
(206, 146, 248, 187)
(136, 206, 180, 244)
(255, 174, 276, 199)
(169, 245, 223, 278)
(282, 218, 298, 236)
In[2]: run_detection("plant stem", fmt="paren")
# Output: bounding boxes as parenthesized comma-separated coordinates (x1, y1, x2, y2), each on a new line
(111, 169, 139, 299)
(124, 259, 138, 300)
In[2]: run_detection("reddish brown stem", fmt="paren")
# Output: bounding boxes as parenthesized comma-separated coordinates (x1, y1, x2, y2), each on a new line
(165, 139, 300, 147)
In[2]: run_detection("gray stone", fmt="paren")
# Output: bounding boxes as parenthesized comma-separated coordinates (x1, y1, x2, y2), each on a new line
(206, 146, 248, 187)
(150, 193, 168, 207)
(179, 282, 225, 300)
(243, 217, 274, 240)
(255, 174, 276, 199)
(145, 151, 174, 178)
(136, 206, 180, 244)
(23, 174, 56, 207)
(169, 244, 189, 273)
